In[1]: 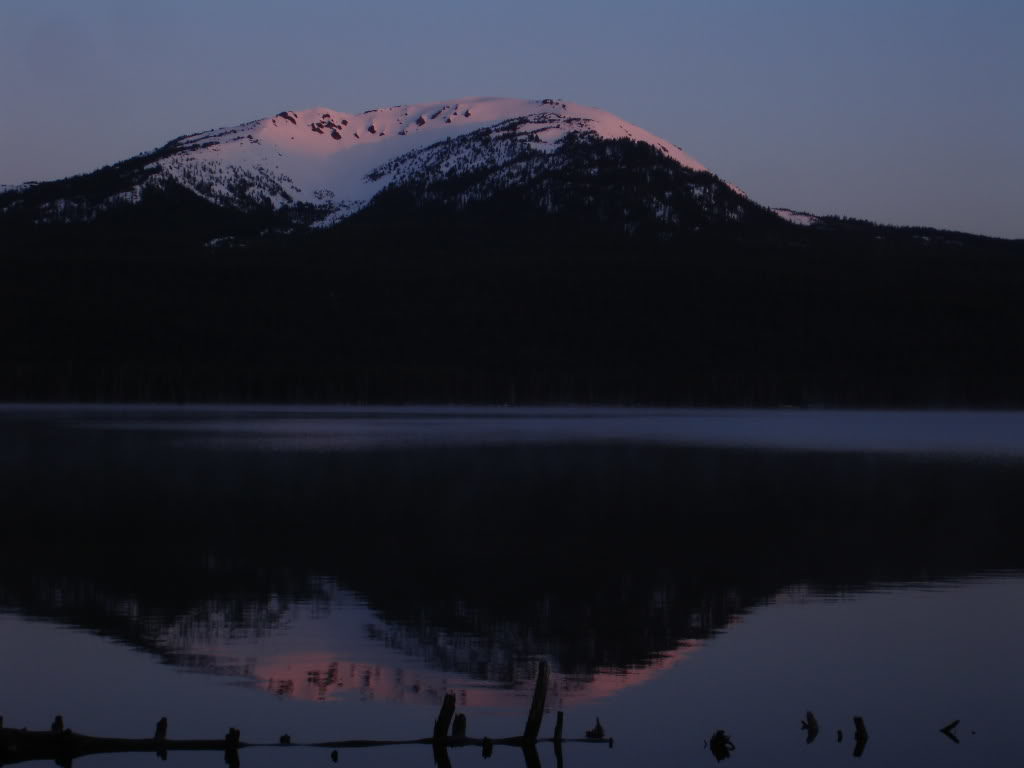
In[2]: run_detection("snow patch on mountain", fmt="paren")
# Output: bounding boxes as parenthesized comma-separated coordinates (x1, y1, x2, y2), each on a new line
(0, 182, 36, 195)
(360, 117, 751, 229)
(773, 208, 820, 226)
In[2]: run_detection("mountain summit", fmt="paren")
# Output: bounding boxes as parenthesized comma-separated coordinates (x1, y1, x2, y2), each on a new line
(2, 97, 781, 233)
(161, 97, 710, 221)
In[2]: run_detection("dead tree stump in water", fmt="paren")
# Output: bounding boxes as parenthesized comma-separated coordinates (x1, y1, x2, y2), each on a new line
(522, 660, 550, 744)
(853, 717, 868, 757)
(451, 713, 467, 740)
(708, 729, 735, 762)
(433, 692, 457, 742)
(553, 712, 565, 768)
(801, 711, 819, 743)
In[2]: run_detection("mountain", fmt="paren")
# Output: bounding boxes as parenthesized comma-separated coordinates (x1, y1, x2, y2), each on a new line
(0, 97, 782, 238)
(2, 97, 1023, 407)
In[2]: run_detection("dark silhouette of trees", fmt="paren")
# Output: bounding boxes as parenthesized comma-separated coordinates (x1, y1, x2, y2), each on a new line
(1, 137, 1022, 406)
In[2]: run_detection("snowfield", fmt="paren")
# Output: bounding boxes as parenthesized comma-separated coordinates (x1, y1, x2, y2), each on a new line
(772, 207, 820, 226)
(152, 97, 712, 226)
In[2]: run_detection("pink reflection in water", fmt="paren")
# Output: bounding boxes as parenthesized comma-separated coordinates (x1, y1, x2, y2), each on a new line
(159, 587, 705, 709)
(247, 642, 703, 708)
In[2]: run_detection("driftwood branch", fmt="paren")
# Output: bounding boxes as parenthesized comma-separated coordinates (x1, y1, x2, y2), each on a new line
(800, 710, 819, 744)
(940, 719, 960, 744)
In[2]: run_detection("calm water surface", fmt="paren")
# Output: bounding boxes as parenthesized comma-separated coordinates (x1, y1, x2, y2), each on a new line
(1, 405, 1022, 767)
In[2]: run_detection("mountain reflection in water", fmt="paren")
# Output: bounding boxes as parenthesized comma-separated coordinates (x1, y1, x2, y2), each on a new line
(135, 583, 705, 708)
(1, 406, 1023, 718)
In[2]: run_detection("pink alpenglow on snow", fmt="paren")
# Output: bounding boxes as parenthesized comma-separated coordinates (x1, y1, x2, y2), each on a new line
(154, 97, 715, 225)
(59, 96, 816, 230)
(772, 208, 820, 226)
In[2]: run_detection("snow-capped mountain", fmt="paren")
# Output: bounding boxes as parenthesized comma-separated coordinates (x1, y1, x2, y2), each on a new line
(161, 97, 709, 222)
(1, 97, 780, 232)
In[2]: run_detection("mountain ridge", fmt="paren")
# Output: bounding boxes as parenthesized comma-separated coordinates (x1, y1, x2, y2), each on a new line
(0, 97, 779, 233)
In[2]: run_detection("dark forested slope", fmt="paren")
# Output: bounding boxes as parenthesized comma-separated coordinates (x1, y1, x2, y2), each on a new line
(2, 137, 1022, 406)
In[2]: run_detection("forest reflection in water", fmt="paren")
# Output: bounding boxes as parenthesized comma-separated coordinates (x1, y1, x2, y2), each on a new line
(1, 407, 1023, 767)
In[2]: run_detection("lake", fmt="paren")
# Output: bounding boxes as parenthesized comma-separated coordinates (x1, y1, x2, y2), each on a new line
(1, 405, 1022, 767)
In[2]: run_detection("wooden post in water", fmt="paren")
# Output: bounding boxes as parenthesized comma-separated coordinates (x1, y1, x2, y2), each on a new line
(433, 693, 457, 743)
(451, 713, 467, 740)
(432, 740, 453, 768)
(801, 711, 819, 744)
(432, 695, 456, 768)
(553, 711, 565, 768)
(224, 727, 241, 768)
(522, 661, 550, 744)
(853, 717, 869, 757)
(522, 743, 542, 768)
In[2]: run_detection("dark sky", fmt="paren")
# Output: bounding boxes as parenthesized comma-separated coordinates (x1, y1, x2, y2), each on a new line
(1, 0, 1021, 238)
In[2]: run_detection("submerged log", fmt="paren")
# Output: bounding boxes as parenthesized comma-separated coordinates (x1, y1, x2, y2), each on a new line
(0, 726, 243, 765)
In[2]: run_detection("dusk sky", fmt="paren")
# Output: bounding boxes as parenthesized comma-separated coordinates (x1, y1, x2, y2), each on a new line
(1, 0, 1021, 238)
